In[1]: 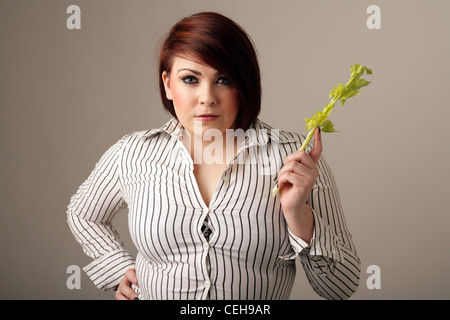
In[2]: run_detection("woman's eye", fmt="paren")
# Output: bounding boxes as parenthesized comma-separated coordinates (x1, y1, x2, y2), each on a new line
(217, 77, 231, 85)
(182, 76, 198, 84)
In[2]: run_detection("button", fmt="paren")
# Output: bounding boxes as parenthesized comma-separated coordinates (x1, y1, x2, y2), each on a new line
(203, 243, 209, 250)
(203, 208, 209, 214)
(204, 281, 211, 288)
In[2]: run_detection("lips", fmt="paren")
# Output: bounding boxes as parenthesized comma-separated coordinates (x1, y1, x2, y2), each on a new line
(196, 114, 218, 117)
(195, 114, 219, 121)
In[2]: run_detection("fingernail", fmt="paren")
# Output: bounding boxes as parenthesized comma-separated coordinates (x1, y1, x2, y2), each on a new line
(134, 297, 140, 300)
(273, 173, 277, 181)
(318, 127, 321, 133)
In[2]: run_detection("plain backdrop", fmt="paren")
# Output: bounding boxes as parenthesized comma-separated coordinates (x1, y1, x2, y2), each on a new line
(1, 0, 449, 300)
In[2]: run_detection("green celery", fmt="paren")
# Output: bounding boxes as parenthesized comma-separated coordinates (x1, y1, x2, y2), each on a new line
(272, 64, 372, 198)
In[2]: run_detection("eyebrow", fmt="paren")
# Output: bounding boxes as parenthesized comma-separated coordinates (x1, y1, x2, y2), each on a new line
(177, 68, 222, 76)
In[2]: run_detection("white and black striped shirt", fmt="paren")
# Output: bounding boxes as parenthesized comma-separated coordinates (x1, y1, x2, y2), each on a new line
(67, 117, 360, 300)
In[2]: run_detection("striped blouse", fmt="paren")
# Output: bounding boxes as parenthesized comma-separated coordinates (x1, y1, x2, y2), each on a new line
(67, 117, 361, 300)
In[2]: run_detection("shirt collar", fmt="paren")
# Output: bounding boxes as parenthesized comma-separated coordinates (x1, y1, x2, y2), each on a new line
(140, 117, 184, 140)
(140, 117, 297, 147)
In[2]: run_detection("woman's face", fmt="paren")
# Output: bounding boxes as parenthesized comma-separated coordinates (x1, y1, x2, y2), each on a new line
(162, 56, 240, 140)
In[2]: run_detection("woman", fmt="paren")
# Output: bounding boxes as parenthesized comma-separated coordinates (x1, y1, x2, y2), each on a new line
(67, 12, 360, 300)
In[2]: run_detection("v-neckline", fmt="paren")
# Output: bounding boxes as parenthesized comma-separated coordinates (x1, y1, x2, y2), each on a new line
(192, 163, 228, 208)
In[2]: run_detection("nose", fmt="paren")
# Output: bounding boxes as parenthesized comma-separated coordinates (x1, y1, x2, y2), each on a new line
(199, 83, 217, 106)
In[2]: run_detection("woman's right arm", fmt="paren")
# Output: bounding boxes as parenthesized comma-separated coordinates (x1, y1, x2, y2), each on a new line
(66, 133, 136, 292)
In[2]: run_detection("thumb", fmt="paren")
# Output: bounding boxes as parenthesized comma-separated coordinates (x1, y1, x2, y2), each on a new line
(309, 127, 322, 163)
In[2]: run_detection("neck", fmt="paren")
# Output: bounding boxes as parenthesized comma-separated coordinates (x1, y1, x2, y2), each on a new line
(181, 130, 241, 166)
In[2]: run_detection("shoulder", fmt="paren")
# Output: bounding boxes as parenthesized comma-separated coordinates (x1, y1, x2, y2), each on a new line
(111, 131, 146, 147)
(112, 130, 161, 150)
(113, 127, 177, 155)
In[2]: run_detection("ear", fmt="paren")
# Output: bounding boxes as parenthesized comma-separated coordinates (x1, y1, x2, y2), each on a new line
(162, 71, 173, 100)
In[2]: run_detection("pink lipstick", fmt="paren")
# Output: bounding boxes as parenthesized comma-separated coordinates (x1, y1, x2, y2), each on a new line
(195, 115, 219, 121)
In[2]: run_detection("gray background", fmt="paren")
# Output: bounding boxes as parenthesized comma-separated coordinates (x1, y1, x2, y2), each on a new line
(1, 0, 449, 299)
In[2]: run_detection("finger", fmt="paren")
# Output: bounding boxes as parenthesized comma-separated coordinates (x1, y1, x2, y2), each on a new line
(282, 150, 316, 170)
(283, 149, 305, 166)
(124, 286, 139, 300)
(277, 171, 311, 192)
(278, 163, 317, 185)
(118, 283, 139, 300)
(125, 269, 139, 287)
(115, 289, 130, 300)
(309, 127, 322, 163)
(277, 161, 315, 183)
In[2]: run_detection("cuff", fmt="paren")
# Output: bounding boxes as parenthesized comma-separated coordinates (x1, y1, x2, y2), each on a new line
(279, 228, 315, 260)
(279, 206, 343, 263)
(83, 249, 136, 291)
(308, 208, 343, 263)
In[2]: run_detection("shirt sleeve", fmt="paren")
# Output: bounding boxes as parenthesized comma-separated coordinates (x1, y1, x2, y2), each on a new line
(281, 155, 361, 300)
(66, 133, 135, 291)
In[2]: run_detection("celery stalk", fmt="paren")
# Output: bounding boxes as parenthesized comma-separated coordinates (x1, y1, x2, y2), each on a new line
(272, 64, 372, 198)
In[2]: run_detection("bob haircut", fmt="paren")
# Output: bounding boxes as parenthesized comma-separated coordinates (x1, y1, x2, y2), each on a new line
(158, 12, 261, 131)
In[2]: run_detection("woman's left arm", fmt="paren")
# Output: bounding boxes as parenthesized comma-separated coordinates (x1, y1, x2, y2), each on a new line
(277, 128, 361, 300)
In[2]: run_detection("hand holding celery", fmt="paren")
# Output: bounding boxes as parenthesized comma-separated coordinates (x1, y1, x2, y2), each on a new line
(272, 64, 372, 198)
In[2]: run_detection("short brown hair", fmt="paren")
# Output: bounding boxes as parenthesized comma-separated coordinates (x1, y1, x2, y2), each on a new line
(158, 12, 261, 130)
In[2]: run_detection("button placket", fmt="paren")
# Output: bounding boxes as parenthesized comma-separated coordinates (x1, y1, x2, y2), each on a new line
(198, 207, 212, 297)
